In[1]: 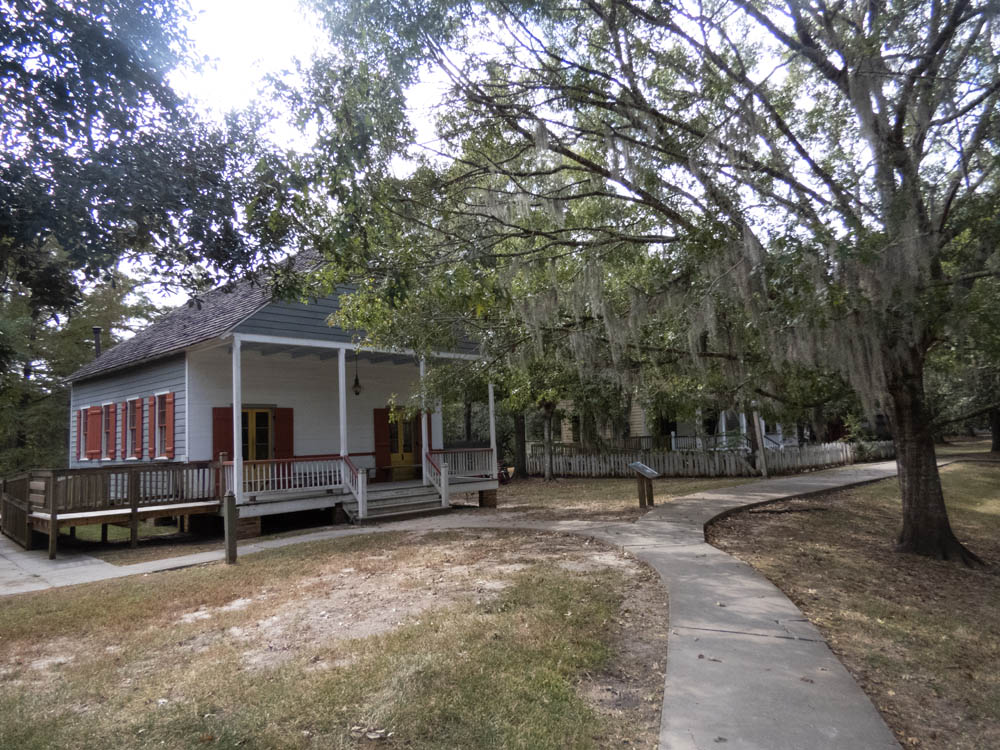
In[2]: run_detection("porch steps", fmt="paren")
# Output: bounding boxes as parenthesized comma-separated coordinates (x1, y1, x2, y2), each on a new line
(365, 499, 447, 519)
(366, 484, 444, 502)
(341, 484, 445, 520)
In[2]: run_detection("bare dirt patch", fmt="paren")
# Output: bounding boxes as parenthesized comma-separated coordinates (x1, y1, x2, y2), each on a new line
(2, 529, 668, 749)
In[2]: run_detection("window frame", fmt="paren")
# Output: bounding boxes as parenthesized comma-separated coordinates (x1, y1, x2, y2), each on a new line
(155, 393, 168, 458)
(127, 400, 138, 459)
(102, 403, 116, 459)
(80, 407, 89, 462)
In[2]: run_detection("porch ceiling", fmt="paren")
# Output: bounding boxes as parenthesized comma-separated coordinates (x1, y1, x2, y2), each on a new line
(242, 341, 417, 366)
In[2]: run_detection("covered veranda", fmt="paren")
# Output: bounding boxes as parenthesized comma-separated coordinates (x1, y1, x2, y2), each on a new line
(220, 332, 500, 520)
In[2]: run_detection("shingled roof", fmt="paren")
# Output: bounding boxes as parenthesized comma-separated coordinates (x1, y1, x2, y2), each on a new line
(68, 279, 275, 383)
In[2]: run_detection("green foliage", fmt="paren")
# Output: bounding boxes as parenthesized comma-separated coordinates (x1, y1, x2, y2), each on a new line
(0, 273, 159, 473)
(1, 1, 286, 338)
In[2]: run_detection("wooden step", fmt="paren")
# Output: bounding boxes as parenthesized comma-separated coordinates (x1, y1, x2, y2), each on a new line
(366, 484, 444, 502)
(341, 493, 444, 518)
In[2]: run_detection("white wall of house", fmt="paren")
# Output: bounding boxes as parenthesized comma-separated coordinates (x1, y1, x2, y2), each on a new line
(628, 402, 650, 437)
(186, 345, 441, 463)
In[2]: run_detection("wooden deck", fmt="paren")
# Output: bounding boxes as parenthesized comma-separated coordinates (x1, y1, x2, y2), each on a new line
(2, 451, 499, 558)
(1, 464, 220, 559)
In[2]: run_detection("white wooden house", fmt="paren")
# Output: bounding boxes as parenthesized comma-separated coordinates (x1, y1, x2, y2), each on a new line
(64, 278, 499, 536)
(543, 400, 794, 455)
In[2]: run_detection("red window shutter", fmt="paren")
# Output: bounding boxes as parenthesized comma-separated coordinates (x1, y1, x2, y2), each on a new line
(148, 396, 156, 457)
(212, 407, 234, 461)
(373, 408, 391, 482)
(132, 399, 143, 458)
(274, 408, 294, 459)
(76, 409, 83, 460)
(108, 405, 117, 459)
(85, 407, 102, 459)
(120, 402, 127, 458)
(164, 392, 175, 458)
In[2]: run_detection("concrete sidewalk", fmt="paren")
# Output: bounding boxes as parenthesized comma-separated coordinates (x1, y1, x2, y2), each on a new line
(0, 461, 904, 749)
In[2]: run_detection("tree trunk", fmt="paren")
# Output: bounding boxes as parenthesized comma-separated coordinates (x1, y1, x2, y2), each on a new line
(744, 409, 760, 468)
(542, 406, 554, 481)
(990, 407, 1000, 453)
(888, 362, 981, 564)
(513, 412, 528, 478)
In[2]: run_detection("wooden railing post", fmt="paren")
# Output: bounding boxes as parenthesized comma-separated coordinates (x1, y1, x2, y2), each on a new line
(224, 490, 237, 564)
(129, 468, 140, 548)
(358, 473, 368, 519)
(46, 472, 58, 560)
(440, 462, 449, 508)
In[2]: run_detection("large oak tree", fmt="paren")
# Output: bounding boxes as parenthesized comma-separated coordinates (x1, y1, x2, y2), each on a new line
(283, 0, 1000, 562)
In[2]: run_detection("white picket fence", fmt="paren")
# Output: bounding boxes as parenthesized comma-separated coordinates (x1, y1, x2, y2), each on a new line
(526, 441, 895, 479)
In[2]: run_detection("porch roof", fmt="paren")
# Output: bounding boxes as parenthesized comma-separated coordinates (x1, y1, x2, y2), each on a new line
(240, 340, 418, 366)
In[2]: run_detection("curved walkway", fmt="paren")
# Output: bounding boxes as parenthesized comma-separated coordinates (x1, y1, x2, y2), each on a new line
(0, 461, 903, 748)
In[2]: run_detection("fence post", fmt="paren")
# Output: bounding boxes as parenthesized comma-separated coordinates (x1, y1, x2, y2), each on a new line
(46, 473, 58, 560)
(752, 409, 769, 478)
(441, 462, 450, 508)
(224, 490, 237, 564)
(129, 469, 140, 548)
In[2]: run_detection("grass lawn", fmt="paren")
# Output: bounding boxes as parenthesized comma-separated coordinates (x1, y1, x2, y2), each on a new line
(490, 476, 757, 521)
(935, 436, 998, 459)
(0, 529, 668, 749)
(55, 519, 223, 566)
(708, 462, 1000, 750)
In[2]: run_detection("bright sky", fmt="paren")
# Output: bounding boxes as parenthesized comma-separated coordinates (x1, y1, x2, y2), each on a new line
(171, 0, 326, 145)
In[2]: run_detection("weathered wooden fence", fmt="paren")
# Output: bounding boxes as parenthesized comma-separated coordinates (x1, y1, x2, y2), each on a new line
(526, 441, 895, 479)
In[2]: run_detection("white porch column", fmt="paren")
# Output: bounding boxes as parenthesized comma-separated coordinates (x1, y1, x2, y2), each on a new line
(420, 358, 429, 486)
(739, 412, 748, 439)
(776, 422, 783, 449)
(338, 348, 348, 457)
(488, 381, 497, 464)
(720, 411, 728, 449)
(231, 335, 243, 506)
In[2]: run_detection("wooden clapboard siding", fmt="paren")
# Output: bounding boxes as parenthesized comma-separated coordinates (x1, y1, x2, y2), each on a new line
(234, 296, 354, 343)
(68, 355, 186, 468)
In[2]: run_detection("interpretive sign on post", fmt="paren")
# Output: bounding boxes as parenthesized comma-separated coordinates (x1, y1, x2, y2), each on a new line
(628, 462, 659, 508)
(628, 462, 660, 479)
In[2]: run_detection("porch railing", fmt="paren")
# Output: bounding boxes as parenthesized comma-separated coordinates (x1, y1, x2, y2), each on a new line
(229, 455, 345, 498)
(342, 456, 367, 518)
(1, 463, 218, 555)
(424, 452, 449, 507)
(429, 448, 495, 479)
(3, 463, 216, 515)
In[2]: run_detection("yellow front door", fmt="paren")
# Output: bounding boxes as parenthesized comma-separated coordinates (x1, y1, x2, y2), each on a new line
(387, 413, 415, 480)
(241, 409, 273, 462)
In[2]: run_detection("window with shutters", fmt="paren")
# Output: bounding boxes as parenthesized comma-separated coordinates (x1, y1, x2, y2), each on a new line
(127, 401, 137, 457)
(156, 394, 168, 457)
(102, 404, 115, 458)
